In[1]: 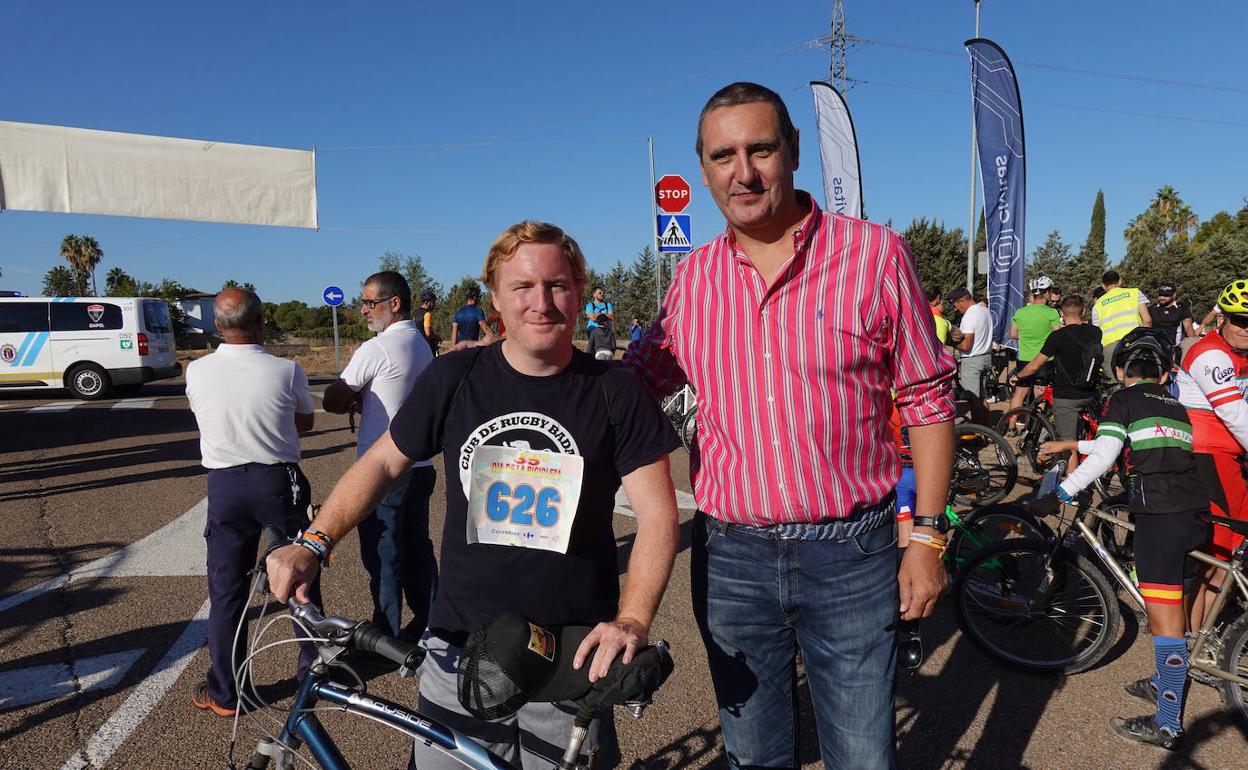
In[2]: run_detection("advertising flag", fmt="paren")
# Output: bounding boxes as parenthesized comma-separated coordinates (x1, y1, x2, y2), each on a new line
(809, 81, 864, 219)
(965, 38, 1026, 346)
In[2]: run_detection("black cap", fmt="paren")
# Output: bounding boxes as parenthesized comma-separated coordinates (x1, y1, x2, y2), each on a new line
(946, 287, 972, 304)
(457, 612, 593, 719)
(1158, 284, 1176, 295)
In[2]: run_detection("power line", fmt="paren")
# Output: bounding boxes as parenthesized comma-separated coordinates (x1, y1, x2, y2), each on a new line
(807, 33, 1248, 96)
(845, 75, 1248, 129)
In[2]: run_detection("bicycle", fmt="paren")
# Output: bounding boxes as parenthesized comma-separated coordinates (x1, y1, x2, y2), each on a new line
(947, 422, 1019, 507)
(953, 483, 1248, 730)
(228, 534, 674, 769)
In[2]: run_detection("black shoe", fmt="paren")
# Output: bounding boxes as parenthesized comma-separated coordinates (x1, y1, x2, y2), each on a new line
(1124, 677, 1157, 706)
(1109, 714, 1183, 751)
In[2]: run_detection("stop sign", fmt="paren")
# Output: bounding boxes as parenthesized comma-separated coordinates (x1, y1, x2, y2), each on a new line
(655, 174, 691, 213)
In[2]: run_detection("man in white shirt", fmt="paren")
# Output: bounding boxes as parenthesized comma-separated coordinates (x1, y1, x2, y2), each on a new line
(323, 271, 437, 639)
(948, 287, 994, 398)
(185, 288, 318, 717)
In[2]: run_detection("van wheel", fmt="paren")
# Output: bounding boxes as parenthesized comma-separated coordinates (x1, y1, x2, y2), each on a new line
(67, 364, 112, 400)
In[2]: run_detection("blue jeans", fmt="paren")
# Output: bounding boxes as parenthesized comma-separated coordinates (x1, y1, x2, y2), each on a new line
(691, 510, 899, 770)
(357, 465, 438, 638)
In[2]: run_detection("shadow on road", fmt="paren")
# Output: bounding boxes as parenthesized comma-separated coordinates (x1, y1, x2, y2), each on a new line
(0, 542, 124, 596)
(0, 399, 197, 454)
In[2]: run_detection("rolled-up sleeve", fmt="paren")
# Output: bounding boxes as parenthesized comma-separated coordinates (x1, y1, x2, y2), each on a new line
(622, 281, 688, 400)
(887, 231, 957, 427)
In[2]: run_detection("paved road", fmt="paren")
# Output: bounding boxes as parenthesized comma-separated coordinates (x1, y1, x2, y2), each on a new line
(1, 382, 1244, 769)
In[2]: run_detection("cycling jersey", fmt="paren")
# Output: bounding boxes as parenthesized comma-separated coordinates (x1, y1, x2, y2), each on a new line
(1176, 331, 1248, 455)
(1059, 382, 1206, 514)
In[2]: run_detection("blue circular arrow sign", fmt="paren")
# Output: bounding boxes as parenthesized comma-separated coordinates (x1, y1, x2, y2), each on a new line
(322, 285, 345, 307)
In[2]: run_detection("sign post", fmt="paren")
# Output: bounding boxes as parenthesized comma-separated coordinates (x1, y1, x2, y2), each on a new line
(323, 285, 345, 373)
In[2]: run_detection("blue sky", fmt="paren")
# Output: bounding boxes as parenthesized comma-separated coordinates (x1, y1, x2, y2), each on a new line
(3, 1, 1246, 303)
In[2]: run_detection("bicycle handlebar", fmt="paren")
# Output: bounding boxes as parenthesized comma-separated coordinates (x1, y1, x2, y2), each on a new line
(288, 599, 426, 675)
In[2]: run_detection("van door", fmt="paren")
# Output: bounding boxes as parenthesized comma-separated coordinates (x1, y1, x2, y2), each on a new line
(0, 300, 53, 388)
(139, 300, 177, 368)
(49, 298, 128, 398)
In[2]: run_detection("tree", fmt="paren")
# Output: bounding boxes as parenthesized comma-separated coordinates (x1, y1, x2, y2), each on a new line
(1027, 230, 1073, 288)
(1068, 190, 1107, 301)
(105, 267, 139, 296)
(628, 245, 660, 323)
(59, 234, 104, 295)
(378, 252, 442, 312)
(1122, 186, 1199, 291)
(901, 218, 968, 306)
(222, 279, 256, 293)
(43, 266, 79, 297)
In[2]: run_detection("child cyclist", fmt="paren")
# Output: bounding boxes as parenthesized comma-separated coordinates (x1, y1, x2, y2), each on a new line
(1033, 327, 1211, 751)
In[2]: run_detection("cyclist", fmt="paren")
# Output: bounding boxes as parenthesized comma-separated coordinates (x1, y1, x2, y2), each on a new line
(1035, 327, 1209, 750)
(1175, 280, 1248, 627)
(926, 287, 952, 345)
(419, 289, 440, 355)
(268, 221, 682, 769)
(1015, 295, 1103, 474)
(1047, 285, 1063, 310)
(450, 286, 491, 346)
(1005, 277, 1061, 425)
(1149, 283, 1196, 356)
(1092, 270, 1151, 383)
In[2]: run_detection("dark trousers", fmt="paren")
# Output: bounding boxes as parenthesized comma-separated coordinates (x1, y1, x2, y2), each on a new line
(357, 465, 438, 638)
(205, 462, 322, 708)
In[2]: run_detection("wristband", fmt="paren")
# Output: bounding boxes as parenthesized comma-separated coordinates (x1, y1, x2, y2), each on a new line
(293, 530, 332, 566)
(301, 528, 336, 551)
(907, 532, 947, 554)
(896, 508, 913, 522)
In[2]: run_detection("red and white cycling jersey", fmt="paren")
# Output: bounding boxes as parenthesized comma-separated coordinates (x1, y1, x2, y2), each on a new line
(1176, 331, 1248, 455)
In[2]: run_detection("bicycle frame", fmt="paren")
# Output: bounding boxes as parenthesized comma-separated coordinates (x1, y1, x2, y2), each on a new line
(1070, 505, 1248, 689)
(255, 663, 514, 770)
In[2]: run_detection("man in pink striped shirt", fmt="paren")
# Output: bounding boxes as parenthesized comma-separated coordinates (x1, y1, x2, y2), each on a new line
(624, 82, 956, 769)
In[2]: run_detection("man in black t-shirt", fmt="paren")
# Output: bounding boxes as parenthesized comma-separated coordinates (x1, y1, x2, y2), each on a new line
(268, 221, 681, 769)
(1149, 283, 1195, 353)
(1016, 295, 1103, 472)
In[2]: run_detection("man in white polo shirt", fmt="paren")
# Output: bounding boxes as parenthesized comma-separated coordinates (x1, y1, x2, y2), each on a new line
(185, 287, 319, 717)
(323, 270, 437, 639)
(948, 287, 995, 399)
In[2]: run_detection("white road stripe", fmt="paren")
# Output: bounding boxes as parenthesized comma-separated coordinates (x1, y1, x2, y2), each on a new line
(25, 401, 80, 414)
(57, 599, 211, 770)
(111, 398, 157, 410)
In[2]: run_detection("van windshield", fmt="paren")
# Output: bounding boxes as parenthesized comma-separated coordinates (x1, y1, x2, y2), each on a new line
(143, 302, 173, 334)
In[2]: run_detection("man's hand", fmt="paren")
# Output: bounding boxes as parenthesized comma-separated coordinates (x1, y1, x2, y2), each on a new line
(898, 538, 946, 621)
(266, 544, 321, 604)
(572, 617, 649, 683)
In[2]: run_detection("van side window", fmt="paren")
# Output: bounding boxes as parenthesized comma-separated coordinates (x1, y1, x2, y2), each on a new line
(50, 302, 124, 331)
(0, 302, 50, 333)
(142, 302, 173, 334)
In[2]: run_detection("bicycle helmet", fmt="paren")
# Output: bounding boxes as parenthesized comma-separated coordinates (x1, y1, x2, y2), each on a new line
(1028, 276, 1054, 294)
(1111, 327, 1173, 374)
(420, 289, 437, 303)
(1217, 280, 1248, 314)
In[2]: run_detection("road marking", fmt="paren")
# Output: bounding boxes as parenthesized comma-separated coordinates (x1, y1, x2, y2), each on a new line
(0, 649, 145, 710)
(25, 401, 80, 414)
(0, 498, 208, 614)
(57, 599, 211, 770)
(614, 487, 696, 517)
(111, 398, 157, 410)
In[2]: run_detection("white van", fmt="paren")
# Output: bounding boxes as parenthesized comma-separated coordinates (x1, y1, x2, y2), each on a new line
(0, 296, 181, 400)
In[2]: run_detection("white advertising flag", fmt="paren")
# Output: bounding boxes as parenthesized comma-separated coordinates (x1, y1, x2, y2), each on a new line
(0, 120, 317, 229)
(809, 81, 864, 220)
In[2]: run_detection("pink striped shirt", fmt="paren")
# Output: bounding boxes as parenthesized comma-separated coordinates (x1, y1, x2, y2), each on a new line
(624, 194, 956, 525)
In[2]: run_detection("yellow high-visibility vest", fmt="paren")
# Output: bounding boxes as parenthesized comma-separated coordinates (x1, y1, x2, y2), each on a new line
(932, 313, 952, 344)
(1094, 286, 1143, 344)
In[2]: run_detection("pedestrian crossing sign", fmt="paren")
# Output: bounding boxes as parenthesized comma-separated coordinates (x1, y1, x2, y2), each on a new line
(657, 214, 692, 253)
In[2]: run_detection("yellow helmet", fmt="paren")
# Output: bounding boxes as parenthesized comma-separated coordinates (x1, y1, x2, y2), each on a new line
(1218, 280, 1248, 314)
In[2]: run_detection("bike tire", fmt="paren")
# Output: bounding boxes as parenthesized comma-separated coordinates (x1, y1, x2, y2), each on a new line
(996, 408, 1059, 476)
(950, 423, 1018, 507)
(955, 539, 1121, 674)
(680, 408, 697, 454)
(947, 505, 1053, 570)
(1216, 610, 1248, 736)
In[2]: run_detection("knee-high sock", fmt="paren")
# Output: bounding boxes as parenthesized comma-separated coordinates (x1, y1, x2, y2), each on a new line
(1151, 635, 1187, 735)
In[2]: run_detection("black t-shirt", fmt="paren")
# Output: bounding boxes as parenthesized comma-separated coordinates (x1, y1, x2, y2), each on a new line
(1149, 301, 1191, 344)
(389, 343, 679, 638)
(1040, 323, 1103, 399)
(1098, 382, 1208, 514)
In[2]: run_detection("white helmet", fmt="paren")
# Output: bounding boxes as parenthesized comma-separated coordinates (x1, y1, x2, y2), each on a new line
(1028, 276, 1054, 294)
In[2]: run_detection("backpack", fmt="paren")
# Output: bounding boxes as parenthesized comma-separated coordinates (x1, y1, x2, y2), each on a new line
(1057, 332, 1103, 389)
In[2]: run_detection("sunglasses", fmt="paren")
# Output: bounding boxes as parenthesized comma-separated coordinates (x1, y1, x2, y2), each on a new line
(1225, 314, 1248, 329)
(360, 296, 395, 309)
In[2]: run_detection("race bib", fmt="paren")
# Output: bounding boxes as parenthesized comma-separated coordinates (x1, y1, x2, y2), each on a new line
(466, 445, 583, 554)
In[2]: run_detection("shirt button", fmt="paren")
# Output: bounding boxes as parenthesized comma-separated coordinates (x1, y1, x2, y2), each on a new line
(767, 396, 774, 402)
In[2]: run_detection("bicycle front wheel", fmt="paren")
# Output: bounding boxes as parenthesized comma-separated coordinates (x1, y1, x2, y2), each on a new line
(1217, 611, 1248, 735)
(947, 505, 1053, 570)
(950, 423, 1018, 507)
(955, 539, 1121, 673)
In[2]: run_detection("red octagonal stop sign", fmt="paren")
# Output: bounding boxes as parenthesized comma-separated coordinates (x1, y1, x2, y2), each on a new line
(655, 174, 691, 213)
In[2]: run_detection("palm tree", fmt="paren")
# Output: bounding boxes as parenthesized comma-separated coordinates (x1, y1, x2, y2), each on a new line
(79, 236, 104, 295)
(59, 234, 105, 295)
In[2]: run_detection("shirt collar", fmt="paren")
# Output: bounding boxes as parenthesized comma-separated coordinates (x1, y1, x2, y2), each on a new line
(722, 191, 820, 260)
(379, 319, 416, 336)
(214, 343, 266, 354)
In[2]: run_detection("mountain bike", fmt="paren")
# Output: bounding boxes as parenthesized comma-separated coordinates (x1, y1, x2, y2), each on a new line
(954, 493, 1248, 730)
(228, 535, 673, 769)
(948, 423, 1019, 507)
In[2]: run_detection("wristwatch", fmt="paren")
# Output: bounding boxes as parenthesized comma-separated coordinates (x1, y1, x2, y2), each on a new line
(911, 515, 950, 534)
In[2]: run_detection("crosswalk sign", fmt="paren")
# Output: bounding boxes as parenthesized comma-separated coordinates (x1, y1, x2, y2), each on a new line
(657, 214, 692, 253)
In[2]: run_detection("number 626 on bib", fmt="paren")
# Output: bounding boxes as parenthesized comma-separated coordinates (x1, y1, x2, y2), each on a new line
(466, 445, 583, 554)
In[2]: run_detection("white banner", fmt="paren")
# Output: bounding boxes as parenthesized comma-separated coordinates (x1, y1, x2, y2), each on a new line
(0, 120, 317, 229)
(809, 81, 863, 220)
